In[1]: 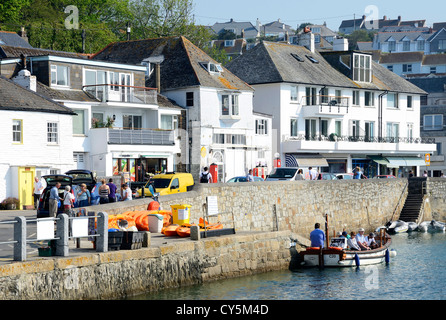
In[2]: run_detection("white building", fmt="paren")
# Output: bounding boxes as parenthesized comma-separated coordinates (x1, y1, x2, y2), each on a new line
(0, 72, 75, 209)
(92, 36, 273, 182)
(227, 38, 436, 177)
(1, 46, 183, 184)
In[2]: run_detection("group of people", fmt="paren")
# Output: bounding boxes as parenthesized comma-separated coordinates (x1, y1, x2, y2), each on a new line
(310, 223, 379, 251)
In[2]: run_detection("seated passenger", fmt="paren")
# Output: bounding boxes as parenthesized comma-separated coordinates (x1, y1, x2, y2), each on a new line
(347, 232, 360, 250)
(310, 223, 325, 248)
(356, 228, 370, 251)
(367, 232, 379, 249)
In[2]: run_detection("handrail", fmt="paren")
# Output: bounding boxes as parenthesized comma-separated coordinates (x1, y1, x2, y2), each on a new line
(389, 179, 409, 222)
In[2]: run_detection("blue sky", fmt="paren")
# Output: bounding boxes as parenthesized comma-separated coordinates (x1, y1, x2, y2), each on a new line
(191, 0, 446, 31)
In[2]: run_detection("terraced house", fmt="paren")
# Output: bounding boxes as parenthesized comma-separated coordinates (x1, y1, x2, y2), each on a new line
(0, 44, 182, 185)
(92, 36, 272, 182)
(227, 35, 436, 177)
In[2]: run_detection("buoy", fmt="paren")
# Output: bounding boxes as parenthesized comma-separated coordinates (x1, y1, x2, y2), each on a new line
(385, 249, 390, 264)
(389, 249, 397, 258)
(354, 253, 360, 267)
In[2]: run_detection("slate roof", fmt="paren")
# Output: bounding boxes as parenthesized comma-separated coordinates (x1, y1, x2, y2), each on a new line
(406, 75, 446, 93)
(0, 75, 75, 115)
(422, 54, 446, 66)
(36, 82, 98, 103)
(0, 31, 33, 49)
(379, 51, 424, 64)
(211, 20, 258, 39)
(226, 41, 426, 94)
(375, 30, 432, 43)
(0, 45, 89, 59)
(92, 36, 253, 92)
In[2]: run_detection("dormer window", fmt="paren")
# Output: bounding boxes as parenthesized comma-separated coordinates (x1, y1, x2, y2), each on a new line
(51, 64, 69, 87)
(353, 53, 372, 82)
(224, 40, 235, 47)
(200, 62, 223, 74)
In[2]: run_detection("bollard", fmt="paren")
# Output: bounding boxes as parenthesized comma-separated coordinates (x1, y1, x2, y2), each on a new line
(13, 216, 26, 261)
(96, 212, 108, 252)
(55, 214, 69, 256)
(190, 225, 200, 241)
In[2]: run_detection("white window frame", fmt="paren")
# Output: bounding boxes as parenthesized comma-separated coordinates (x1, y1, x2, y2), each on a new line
(221, 94, 239, 116)
(51, 64, 69, 87)
(353, 53, 372, 82)
(255, 119, 268, 135)
(290, 85, 298, 102)
(47, 122, 59, 144)
(387, 93, 398, 108)
(12, 119, 22, 144)
(290, 118, 298, 137)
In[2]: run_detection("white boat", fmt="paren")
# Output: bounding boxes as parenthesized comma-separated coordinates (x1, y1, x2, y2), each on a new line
(300, 231, 395, 268)
(431, 220, 446, 232)
(387, 220, 408, 234)
(417, 221, 430, 232)
(407, 222, 418, 232)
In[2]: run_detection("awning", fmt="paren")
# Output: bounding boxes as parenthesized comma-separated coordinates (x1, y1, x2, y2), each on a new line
(386, 156, 426, 167)
(368, 155, 390, 166)
(289, 154, 329, 167)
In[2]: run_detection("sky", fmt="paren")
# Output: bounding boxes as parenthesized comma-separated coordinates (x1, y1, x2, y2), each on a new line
(191, 0, 446, 31)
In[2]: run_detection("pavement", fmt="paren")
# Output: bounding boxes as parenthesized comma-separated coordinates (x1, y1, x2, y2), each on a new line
(0, 208, 215, 264)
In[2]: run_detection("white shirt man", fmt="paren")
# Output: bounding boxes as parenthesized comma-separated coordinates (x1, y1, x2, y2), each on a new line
(355, 228, 370, 250)
(33, 177, 44, 209)
(308, 167, 318, 180)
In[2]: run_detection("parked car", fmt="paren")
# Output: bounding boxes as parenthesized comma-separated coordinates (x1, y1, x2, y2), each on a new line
(65, 170, 96, 192)
(135, 172, 194, 197)
(374, 175, 396, 179)
(317, 173, 338, 180)
(265, 167, 302, 181)
(227, 176, 264, 182)
(336, 173, 353, 180)
(37, 174, 73, 218)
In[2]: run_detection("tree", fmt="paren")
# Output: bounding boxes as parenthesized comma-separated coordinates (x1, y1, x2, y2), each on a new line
(345, 29, 376, 50)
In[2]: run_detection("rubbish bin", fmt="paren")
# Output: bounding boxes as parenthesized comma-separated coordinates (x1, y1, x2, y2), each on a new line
(170, 204, 191, 225)
(148, 213, 163, 233)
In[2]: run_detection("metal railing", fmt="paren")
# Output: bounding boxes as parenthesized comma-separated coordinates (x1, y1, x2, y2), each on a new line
(0, 212, 108, 262)
(107, 128, 175, 145)
(287, 134, 436, 144)
(83, 84, 158, 105)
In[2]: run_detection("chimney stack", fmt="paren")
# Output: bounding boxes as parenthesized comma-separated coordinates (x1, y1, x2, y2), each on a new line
(18, 26, 28, 43)
(333, 36, 349, 51)
(13, 55, 36, 92)
(298, 32, 315, 53)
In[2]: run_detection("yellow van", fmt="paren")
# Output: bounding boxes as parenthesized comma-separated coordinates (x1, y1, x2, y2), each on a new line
(136, 172, 195, 197)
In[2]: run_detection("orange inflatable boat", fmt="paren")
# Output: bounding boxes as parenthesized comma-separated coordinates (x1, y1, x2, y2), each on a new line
(162, 224, 180, 236)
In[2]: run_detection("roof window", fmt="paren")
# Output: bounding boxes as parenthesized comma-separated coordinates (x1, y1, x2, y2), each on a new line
(291, 53, 304, 62)
(305, 55, 319, 64)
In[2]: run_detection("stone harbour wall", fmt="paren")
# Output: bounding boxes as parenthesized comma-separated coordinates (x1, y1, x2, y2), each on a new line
(96, 178, 409, 236)
(426, 178, 446, 221)
(0, 231, 297, 300)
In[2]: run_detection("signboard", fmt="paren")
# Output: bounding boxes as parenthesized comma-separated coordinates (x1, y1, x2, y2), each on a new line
(425, 153, 431, 166)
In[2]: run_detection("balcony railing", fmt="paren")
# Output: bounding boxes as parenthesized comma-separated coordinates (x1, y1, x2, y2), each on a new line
(107, 128, 175, 145)
(83, 84, 157, 105)
(287, 134, 436, 144)
(300, 95, 349, 114)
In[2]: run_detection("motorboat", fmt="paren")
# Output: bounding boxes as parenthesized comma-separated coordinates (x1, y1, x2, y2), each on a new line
(298, 214, 396, 268)
(417, 221, 430, 232)
(387, 220, 408, 234)
(407, 222, 418, 232)
(431, 220, 446, 232)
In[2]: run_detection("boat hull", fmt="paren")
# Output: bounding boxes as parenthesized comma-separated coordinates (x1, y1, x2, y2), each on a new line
(300, 239, 393, 268)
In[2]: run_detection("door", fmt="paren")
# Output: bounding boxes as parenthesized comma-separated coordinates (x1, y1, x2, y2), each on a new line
(18, 167, 35, 209)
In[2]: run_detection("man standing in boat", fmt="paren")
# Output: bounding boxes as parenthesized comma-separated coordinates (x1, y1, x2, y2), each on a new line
(310, 223, 325, 248)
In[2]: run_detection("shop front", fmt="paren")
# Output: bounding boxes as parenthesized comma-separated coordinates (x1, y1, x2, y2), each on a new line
(112, 154, 169, 182)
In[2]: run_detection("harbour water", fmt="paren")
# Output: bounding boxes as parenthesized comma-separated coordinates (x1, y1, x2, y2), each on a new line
(130, 231, 446, 300)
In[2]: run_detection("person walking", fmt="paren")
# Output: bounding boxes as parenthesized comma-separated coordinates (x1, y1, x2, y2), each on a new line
(33, 176, 44, 209)
(98, 179, 110, 204)
(200, 167, 212, 183)
(246, 169, 254, 182)
(295, 169, 304, 180)
(49, 182, 62, 218)
(310, 223, 326, 248)
(107, 178, 117, 203)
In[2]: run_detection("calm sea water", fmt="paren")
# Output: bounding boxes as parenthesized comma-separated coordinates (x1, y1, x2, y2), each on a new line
(130, 232, 446, 300)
